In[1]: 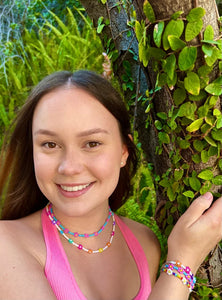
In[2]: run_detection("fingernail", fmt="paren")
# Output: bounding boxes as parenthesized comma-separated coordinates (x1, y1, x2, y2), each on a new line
(204, 192, 213, 200)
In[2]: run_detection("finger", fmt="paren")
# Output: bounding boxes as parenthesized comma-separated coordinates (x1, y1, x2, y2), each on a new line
(179, 192, 213, 226)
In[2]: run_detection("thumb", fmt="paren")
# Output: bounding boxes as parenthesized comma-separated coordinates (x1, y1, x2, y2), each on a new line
(180, 192, 213, 226)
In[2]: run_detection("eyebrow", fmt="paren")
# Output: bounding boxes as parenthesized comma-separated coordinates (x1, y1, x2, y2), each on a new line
(34, 128, 110, 137)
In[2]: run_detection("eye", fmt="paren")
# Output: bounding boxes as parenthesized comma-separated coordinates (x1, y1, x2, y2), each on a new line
(86, 141, 101, 148)
(42, 142, 57, 149)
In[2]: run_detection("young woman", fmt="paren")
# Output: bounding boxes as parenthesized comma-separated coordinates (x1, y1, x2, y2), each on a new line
(0, 70, 221, 300)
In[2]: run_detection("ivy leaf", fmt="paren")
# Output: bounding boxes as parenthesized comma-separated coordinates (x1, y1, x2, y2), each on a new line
(205, 76, 222, 96)
(178, 46, 197, 71)
(205, 47, 221, 66)
(158, 132, 170, 144)
(204, 136, 217, 147)
(212, 175, 222, 186)
(135, 20, 144, 42)
(174, 169, 184, 181)
(185, 19, 203, 42)
(204, 25, 214, 40)
(173, 88, 186, 106)
(186, 7, 205, 22)
(143, 0, 155, 23)
(192, 154, 201, 163)
(157, 112, 167, 120)
(101, 0, 107, 3)
(184, 72, 200, 95)
(201, 150, 210, 163)
(211, 129, 222, 141)
(163, 19, 184, 50)
(193, 140, 205, 151)
(202, 44, 214, 57)
(171, 11, 184, 20)
(153, 21, 164, 48)
(186, 118, 203, 132)
(183, 190, 194, 198)
(163, 54, 176, 80)
(178, 139, 190, 149)
(168, 35, 186, 51)
(198, 169, 214, 180)
(216, 115, 222, 129)
(178, 102, 196, 120)
(97, 17, 105, 33)
(198, 65, 212, 77)
(219, 159, 222, 171)
(189, 177, 201, 191)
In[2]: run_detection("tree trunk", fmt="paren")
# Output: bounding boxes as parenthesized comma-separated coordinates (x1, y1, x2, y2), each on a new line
(80, 0, 222, 290)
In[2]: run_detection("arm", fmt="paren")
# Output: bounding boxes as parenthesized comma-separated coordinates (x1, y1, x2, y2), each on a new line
(0, 223, 57, 300)
(148, 192, 222, 300)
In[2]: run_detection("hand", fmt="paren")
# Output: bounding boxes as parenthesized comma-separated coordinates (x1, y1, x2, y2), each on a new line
(167, 192, 222, 273)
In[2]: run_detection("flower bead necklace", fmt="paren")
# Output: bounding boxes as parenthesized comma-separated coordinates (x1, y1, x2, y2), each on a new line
(45, 203, 115, 254)
(47, 203, 112, 237)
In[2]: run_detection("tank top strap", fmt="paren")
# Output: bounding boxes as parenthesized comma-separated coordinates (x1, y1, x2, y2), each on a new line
(41, 207, 87, 300)
(115, 215, 152, 299)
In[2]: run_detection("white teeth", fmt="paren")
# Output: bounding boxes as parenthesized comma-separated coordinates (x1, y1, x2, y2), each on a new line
(60, 183, 90, 192)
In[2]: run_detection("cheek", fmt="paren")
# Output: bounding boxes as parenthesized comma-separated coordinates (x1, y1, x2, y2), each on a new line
(33, 152, 55, 182)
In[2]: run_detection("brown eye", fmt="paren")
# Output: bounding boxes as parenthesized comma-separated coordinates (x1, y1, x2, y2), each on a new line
(45, 142, 57, 148)
(87, 141, 101, 148)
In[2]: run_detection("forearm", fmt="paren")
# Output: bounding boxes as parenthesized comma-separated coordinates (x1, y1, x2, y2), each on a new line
(148, 272, 190, 300)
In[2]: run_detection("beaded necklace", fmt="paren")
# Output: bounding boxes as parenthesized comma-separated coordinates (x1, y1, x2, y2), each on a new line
(45, 203, 115, 254)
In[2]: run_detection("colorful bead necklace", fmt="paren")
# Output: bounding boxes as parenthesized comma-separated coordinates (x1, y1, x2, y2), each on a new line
(45, 203, 115, 254)
(47, 203, 112, 237)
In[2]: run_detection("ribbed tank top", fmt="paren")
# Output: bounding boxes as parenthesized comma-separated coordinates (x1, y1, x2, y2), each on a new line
(42, 208, 151, 299)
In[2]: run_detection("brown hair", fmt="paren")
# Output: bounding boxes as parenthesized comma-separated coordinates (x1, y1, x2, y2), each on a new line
(0, 70, 138, 219)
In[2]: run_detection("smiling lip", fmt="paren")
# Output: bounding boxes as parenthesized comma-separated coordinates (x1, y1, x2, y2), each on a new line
(57, 182, 93, 198)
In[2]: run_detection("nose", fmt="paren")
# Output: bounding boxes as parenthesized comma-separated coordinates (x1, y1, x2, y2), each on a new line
(58, 149, 84, 175)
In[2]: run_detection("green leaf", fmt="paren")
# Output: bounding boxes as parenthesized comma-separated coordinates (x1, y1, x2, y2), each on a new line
(189, 177, 201, 191)
(185, 19, 203, 41)
(183, 190, 194, 198)
(204, 136, 217, 147)
(219, 159, 222, 171)
(186, 118, 203, 132)
(135, 20, 144, 41)
(204, 25, 214, 41)
(201, 150, 209, 163)
(174, 169, 184, 181)
(178, 102, 196, 120)
(163, 20, 184, 50)
(186, 7, 205, 22)
(193, 140, 205, 152)
(216, 115, 222, 129)
(101, 0, 107, 3)
(155, 120, 163, 130)
(158, 132, 170, 144)
(202, 44, 214, 57)
(205, 47, 221, 66)
(157, 112, 167, 120)
(143, 0, 155, 23)
(171, 11, 184, 20)
(208, 145, 217, 157)
(205, 78, 222, 96)
(212, 175, 222, 186)
(198, 169, 214, 180)
(153, 22, 164, 48)
(211, 129, 222, 141)
(163, 54, 176, 80)
(178, 46, 197, 71)
(192, 153, 201, 163)
(168, 35, 186, 51)
(173, 88, 186, 106)
(200, 181, 212, 194)
(184, 72, 200, 95)
(189, 90, 207, 101)
(149, 47, 166, 60)
(198, 65, 212, 77)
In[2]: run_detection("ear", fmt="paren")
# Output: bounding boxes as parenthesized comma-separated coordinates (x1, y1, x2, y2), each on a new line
(120, 135, 132, 167)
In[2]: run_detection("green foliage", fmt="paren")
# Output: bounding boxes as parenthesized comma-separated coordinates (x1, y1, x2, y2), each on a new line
(0, 5, 103, 147)
(133, 2, 222, 297)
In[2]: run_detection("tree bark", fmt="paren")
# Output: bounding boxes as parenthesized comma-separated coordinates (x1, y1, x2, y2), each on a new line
(80, 0, 222, 290)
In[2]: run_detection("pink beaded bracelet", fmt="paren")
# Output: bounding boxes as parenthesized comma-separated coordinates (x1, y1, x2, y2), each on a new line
(161, 260, 196, 292)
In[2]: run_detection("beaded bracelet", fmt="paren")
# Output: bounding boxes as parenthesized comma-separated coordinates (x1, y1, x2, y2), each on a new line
(161, 260, 196, 292)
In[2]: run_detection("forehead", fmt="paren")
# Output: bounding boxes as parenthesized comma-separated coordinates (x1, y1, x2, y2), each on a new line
(32, 87, 120, 134)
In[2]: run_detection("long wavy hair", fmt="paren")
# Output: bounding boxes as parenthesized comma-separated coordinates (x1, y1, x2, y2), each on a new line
(0, 70, 138, 219)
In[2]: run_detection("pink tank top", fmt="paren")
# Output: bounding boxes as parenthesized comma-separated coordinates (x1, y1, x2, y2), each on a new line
(42, 208, 151, 299)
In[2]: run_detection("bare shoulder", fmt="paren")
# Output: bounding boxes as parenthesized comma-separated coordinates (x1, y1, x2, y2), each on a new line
(0, 213, 56, 299)
(119, 215, 161, 286)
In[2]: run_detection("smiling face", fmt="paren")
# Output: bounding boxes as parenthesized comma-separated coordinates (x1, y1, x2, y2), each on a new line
(32, 87, 129, 217)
